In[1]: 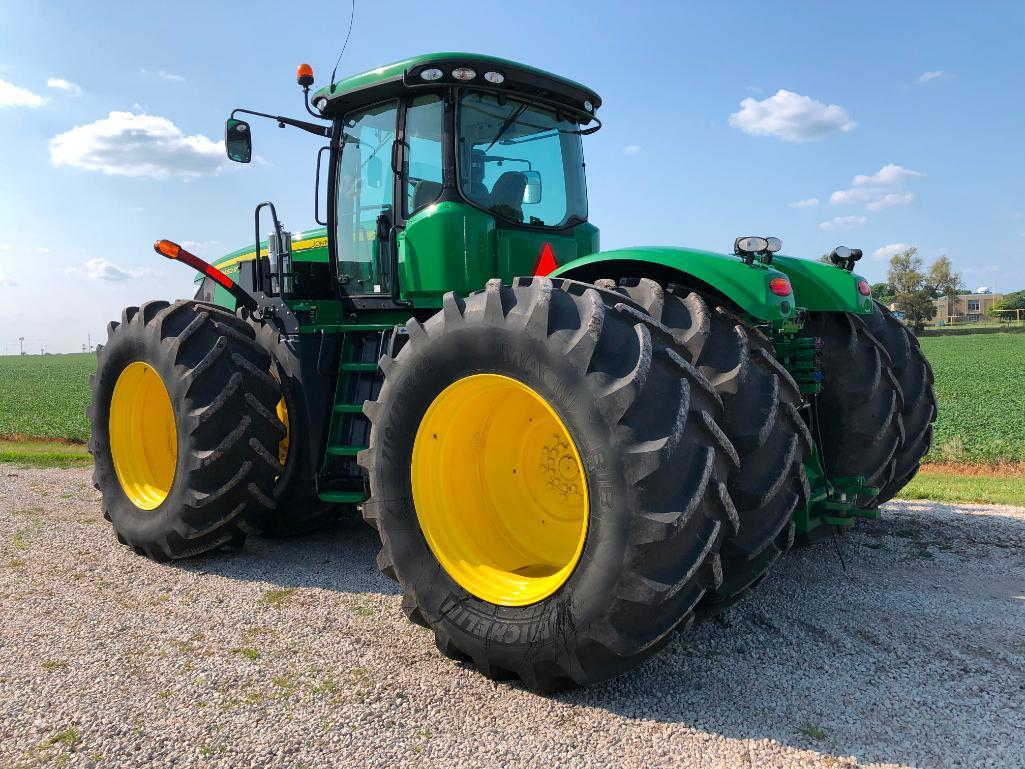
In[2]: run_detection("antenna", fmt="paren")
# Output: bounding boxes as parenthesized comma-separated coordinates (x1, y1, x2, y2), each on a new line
(328, 0, 356, 93)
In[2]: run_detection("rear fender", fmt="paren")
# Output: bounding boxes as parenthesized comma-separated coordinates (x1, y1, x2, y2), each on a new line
(770, 255, 873, 315)
(550, 246, 796, 323)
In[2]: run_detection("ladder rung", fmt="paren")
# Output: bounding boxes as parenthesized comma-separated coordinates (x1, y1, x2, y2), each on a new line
(333, 403, 365, 413)
(326, 445, 366, 456)
(339, 362, 379, 372)
(318, 490, 366, 504)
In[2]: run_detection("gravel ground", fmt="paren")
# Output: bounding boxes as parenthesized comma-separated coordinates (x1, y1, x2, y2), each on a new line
(1, 465, 1023, 769)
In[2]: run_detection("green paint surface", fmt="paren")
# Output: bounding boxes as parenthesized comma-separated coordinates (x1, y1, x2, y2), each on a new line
(552, 246, 796, 322)
(771, 255, 873, 314)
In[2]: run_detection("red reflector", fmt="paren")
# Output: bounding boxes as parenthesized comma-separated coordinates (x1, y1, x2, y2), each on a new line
(533, 243, 557, 276)
(857, 279, 872, 296)
(768, 277, 792, 297)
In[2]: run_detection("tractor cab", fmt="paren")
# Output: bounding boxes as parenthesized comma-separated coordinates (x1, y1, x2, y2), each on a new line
(223, 53, 602, 313)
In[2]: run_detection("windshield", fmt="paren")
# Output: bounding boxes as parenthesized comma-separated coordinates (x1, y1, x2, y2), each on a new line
(457, 92, 587, 229)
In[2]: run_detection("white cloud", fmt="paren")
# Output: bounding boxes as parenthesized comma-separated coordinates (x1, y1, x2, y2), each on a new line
(729, 89, 855, 142)
(35, 247, 52, 253)
(789, 197, 819, 208)
(0, 244, 13, 251)
(142, 68, 185, 83)
(917, 71, 945, 84)
(872, 243, 914, 260)
(47, 77, 82, 95)
(852, 164, 923, 187)
(0, 272, 18, 287)
(819, 215, 866, 231)
(49, 111, 227, 179)
(181, 240, 220, 252)
(0, 78, 45, 108)
(158, 70, 185, 83)
(622, 145, 641, 155)
(65, 258, 158, 281)
(830, 164, 923, 209)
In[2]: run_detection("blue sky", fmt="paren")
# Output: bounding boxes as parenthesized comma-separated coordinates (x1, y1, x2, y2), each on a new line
(1, 0, 1022, 353)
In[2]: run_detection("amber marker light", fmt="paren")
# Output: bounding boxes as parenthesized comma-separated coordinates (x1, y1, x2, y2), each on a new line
(769, 277, 793, 297)
(857, 279, 872, 297)
(154, 239, 258, 310)
(297, 63, 314, 87)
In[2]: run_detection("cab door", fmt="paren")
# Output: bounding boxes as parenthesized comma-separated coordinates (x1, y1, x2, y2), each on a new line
(335, 100, 398, 295)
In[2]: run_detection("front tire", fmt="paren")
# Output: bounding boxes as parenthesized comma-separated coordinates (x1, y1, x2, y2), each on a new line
(359, 278, 739, 691)
(88, 300, 284, 560)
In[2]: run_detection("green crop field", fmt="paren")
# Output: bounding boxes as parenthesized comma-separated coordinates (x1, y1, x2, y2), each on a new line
(0, 352, 94, 442)
(919, 333, 1025, 464)
(1, 331, 1023, 466)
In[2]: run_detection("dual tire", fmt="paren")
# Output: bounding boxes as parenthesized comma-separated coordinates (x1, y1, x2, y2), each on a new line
(360, 277, 740, 690)
(805, 300, 936, 509)
(88, 301, 283, 559)
(598, 279, 810, 612)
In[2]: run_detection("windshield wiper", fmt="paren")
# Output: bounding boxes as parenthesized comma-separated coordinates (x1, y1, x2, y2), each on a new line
(484, 104, 528, 153)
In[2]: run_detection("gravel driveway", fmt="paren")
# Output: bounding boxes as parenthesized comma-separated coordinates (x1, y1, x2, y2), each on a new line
(1, 465, 1022, 769)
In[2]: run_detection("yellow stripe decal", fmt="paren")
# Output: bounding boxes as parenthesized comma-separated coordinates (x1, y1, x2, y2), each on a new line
(212, 235, 333, 271)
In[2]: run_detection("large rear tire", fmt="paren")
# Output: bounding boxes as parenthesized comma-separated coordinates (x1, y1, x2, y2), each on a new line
(249, 321, 339, 537)
(597, 279, 810, 613)
(859, 301, 936, 504)
(88, 300, 284, 560)
(359, 277, 739, 691)
(803, 305, 905, 508)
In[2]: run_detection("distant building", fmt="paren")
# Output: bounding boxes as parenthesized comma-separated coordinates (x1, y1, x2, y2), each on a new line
(933, 292, 1004, 323)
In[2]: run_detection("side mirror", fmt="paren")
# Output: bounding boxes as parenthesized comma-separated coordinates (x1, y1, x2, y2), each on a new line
(522, 170, 542, 204)
(225, 118, 252, 163)
(366, 156, 383, 189)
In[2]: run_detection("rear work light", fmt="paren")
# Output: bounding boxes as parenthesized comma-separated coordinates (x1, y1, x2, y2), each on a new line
(857, 280, 872, 296)
(768, 277, 792, 297)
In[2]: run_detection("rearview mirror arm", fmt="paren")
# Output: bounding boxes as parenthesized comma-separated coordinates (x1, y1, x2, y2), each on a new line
(230, 108, 330, 138)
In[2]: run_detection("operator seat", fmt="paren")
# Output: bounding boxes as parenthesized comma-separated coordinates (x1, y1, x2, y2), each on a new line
(490, 171, 527, 223)
(411, 180, 443, 214)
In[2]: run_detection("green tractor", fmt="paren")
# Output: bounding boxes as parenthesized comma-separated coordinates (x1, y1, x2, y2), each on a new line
(88, 53, 936, 691)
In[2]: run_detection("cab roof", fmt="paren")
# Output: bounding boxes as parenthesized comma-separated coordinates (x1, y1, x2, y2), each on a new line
(311, 52, 601, 119)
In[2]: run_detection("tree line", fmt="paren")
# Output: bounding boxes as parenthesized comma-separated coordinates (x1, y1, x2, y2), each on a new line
(822, 246, 1023, 331)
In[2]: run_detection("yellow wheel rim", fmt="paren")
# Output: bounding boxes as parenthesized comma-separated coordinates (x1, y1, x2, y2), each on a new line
(411, 374, 589, 606)
(109, 361, 177, 510)
(272, 371, 290, 467)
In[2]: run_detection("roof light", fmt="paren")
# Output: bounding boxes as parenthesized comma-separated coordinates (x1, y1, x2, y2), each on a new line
(296, 63, 314, 88)
(830, 246, 852, 262)
(584, 100, 594, 113)
(484, 71, 505, 84)
(735, 236, 769, 255)
(451, 67, 477, 81)
(314, 97, 328, 112)
(420, 68, 443, 81)
(769, 277, 793, 297)
(766, 236, 782, 253)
